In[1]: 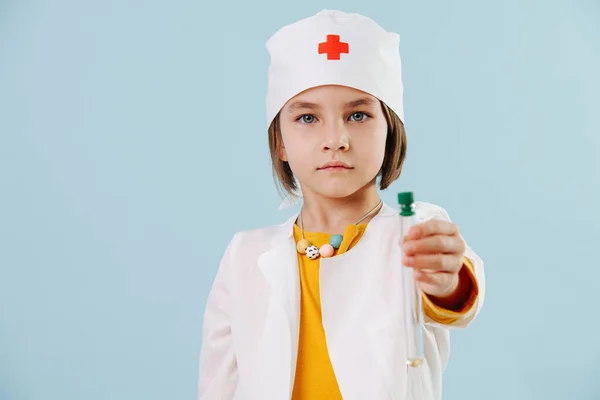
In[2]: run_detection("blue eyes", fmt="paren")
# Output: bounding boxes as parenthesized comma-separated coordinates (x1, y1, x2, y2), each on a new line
(297, 112, 369, 124)
(350, 112, 367, 122)
(300, 115, 315, 124)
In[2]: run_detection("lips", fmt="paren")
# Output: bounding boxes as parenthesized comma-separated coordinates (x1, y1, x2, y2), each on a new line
(318, 161, 353, 170)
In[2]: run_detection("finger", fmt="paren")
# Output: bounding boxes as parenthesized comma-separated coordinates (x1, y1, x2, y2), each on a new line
(402, 254, 462, 273)
(408, 220, 459, 240)
(403, 235, 465, 256)
(414, 269, 445, 285)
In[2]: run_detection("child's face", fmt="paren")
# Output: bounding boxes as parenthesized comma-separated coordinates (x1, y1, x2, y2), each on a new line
(279, 85, 388, 201)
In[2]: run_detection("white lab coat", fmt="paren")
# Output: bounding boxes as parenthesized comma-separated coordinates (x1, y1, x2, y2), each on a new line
(198, 202, 485, 400)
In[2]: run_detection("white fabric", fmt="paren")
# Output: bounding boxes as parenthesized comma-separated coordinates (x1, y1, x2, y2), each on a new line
(265, 9, 405, 128)
(278, 193, 301, 210)
(198, 202, 486, 400)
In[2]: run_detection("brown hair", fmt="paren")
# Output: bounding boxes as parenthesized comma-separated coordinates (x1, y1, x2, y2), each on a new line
(268, 101, 407, 199)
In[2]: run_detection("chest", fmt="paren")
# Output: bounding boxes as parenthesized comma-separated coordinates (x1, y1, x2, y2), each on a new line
(227, 218, 422, 399)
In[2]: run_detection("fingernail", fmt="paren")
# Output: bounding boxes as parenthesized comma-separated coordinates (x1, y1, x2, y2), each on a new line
(402, 256, 414, 266)
(403, 242, 415, 254)
(410, 226, 421, 239)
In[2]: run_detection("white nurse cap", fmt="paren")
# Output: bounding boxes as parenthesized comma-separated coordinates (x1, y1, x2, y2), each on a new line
(265, 9, 405, 128)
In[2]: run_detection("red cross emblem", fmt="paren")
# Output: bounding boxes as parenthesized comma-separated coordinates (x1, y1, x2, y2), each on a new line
(318, 34, 349, 60)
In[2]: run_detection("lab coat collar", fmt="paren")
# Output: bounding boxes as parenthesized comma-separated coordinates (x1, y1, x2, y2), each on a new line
(272, 202, 398, 241)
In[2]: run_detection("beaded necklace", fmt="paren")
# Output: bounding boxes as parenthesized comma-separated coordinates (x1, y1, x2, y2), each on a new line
(296, 199, 383, 259)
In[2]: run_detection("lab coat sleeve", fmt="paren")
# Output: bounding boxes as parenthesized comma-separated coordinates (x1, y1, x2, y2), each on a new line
(417, 202, 486, 329)
(197, 234, 239, 400)
(422, 256, 480, 325)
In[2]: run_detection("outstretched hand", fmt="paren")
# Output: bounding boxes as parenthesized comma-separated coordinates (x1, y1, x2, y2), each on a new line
(401, 219, 467, 302)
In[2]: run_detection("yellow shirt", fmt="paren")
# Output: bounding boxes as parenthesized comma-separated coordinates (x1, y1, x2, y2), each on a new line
(291, 222, 479, 400)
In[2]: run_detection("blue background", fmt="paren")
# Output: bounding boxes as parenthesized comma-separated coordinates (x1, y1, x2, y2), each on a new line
(1, 0, 599, 399)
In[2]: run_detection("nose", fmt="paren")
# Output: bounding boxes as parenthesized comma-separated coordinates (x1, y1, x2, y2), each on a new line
(322, 121, 350, 152)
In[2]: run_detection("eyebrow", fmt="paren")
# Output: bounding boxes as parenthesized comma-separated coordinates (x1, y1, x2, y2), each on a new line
(286, 97, 378, 113)
(344, 97, 378, 108)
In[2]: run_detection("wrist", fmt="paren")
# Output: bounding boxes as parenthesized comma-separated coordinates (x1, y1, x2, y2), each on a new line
(428, 266, 472, 311)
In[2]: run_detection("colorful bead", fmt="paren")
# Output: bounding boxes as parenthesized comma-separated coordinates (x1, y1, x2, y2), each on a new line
(296, 239, 312, 254)
(306, 245, 320, 259)
(319, 243, 334, 258)
(330, 234, 343, 249)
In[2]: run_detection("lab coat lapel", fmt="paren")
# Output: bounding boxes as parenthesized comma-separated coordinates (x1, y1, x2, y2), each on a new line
(319, 203, 398, 341)
(256, 214, 300, 399)
(320, 204, 407, 399)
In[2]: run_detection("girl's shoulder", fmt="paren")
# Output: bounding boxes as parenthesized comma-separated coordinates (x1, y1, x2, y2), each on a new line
(221, 213, 298, 260)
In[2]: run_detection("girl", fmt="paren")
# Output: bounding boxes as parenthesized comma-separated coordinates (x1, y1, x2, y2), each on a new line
(198, 9, 485, 400)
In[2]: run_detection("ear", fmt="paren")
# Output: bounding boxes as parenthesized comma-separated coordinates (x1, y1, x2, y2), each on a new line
(279, 144, 288, 162)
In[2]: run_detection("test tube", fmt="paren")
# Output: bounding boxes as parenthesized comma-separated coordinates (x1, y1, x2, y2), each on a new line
(398, 192, 425, 368)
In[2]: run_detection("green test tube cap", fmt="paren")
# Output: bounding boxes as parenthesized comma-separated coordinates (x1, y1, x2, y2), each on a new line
(397, 192, 415, 216)
(397, 192, 414, 206)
